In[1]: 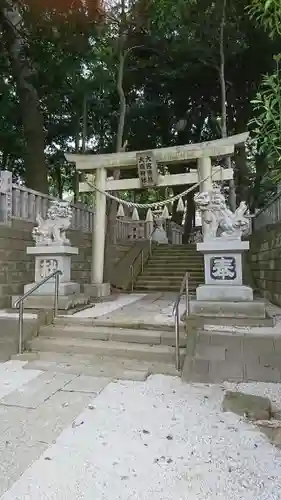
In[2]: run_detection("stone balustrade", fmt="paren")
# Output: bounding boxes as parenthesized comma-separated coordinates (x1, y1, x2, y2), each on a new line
(0, 171, 94, 233)
(114, 218, 183, 244)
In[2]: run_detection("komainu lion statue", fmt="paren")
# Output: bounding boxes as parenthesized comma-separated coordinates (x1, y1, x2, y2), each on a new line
(32, 201, 72, 246)
(194, 186, 250, 240)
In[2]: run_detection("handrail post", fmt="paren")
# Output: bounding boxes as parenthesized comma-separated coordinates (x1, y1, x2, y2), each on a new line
(141, 249, 144, 272)
(19, 301, 24, 354)
(15, 269, 62, 356)
(175, 309, 180, 371)
(130, 265, 134, 292)
(54, 272, 59, 318)
(185, 273, 189, 317)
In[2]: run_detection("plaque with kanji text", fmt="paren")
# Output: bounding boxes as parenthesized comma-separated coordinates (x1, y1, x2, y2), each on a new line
(210, 256, 236, 280)
(136, 151, 158, 187)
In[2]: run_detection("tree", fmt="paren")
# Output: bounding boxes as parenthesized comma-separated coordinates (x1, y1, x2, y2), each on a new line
(248, 0, 281, 185)
(0, 0, 103, 193)
(0, 2, 48, 192)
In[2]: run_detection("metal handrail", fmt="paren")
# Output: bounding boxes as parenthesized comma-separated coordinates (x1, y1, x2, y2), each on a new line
(173, 272, 189, 371)
(14, 269, 62, 355)
(130, 227, 157, 292)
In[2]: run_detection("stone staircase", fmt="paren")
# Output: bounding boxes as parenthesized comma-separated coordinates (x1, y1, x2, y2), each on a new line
(134, 244, 204, 292)
(24, 316, 186, 377)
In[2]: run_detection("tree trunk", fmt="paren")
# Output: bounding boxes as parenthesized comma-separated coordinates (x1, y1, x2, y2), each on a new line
(182, 190, 195, 244)
(104, 7, 127, 282)
(219, 0, 236, 211)
(1, 4, 48, 193)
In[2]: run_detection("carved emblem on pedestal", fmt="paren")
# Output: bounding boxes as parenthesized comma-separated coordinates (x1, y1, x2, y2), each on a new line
(39, 259, 58, 278)
(210, 256, 236, 280)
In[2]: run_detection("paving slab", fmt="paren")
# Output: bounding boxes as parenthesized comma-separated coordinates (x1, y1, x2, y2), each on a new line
(22, 355, 179, 378)
(62, 375, 110, 394)
(77, 292, 184, 327)
(0, 372, 77, 408)
(0, 361, 42, 400)
(0, 389, 95, 496)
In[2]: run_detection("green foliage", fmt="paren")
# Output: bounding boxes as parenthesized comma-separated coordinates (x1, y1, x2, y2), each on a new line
(0, 0, 278, 208)
(249, 58, 281, 179)
(248, 0, 281, 184)
(248, 0, 281, 38)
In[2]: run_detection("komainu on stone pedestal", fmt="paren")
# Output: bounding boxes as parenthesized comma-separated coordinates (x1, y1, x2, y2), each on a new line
(32, 201, 72, 246)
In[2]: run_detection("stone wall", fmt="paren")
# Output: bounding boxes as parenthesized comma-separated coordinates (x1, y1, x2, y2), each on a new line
(0, 220, 93, 308)
(249, 222, 281, 306)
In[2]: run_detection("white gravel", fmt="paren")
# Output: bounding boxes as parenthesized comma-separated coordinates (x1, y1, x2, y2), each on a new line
(2, 374, 281, 499)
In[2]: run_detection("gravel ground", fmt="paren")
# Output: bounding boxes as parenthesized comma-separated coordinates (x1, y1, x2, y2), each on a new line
(2, 373, 281, 500)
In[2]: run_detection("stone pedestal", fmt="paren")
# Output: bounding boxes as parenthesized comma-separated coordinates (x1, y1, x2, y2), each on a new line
(14, 245, 89, 310)
(84, 282, 111, 299)
(25, 245, 79, 295)
(151, 218, 168, 244)
(196, 239, 253, 302)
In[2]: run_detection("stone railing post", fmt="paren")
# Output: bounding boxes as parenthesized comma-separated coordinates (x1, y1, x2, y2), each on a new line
(0, 170, 12, 225)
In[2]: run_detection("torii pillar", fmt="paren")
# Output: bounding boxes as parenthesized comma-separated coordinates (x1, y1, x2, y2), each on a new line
(87, 166, 109, 298)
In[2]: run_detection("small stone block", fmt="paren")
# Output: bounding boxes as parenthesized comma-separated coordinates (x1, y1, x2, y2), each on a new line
(197, 332, 211, 345)
(245, 364, 281, 383)
(84, 283, 110, 299)
(242, 337, 275, 356)
(209, 361, 244, 383)
(195, 344, 226, 361)
(259, 354, 281, 370)
(222, 391, 271, 420)
(115, 370, 150, 381)
(182, 358, 210, 383)
(274, 339, 281, 353)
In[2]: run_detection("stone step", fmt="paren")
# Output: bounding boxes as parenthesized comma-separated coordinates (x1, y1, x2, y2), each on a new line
(39, 325, 186, 347)
(28, 337, 185, 364)
(152, 249, 202, 254)
(143, 265, 204, 276)
(189, 300, 266, 319)
(149, 255, 203, 261)
(187, 315, 275, 328)
(145, 261, 203, 266)
(146, 263, 203, 269)
(136, 280, 202, 289)
(152, 251, 199, 256)
(13, 351, 181, 377)
(137, 275, 203, 282)
(138, 275, 204, 282)
(152, 244, 196, 249)
(143, 266, 204, 277)
(54, 316, 185, 333)
(134, 286, 197, 292)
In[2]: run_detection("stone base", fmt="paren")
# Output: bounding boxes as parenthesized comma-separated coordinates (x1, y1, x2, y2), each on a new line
(12, 293, 90, 311)
(84, 282, 111, 299)
(196, 284, 253, 302)
(189, 300, 266, 318)
(181, 329, 281, 383)
(24, 282, 80, 296)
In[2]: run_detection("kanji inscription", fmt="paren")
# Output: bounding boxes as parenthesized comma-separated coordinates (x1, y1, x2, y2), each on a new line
(210, 256, 236, 280)
(136, 151, 158, 187)
(39, 259, 58, 278)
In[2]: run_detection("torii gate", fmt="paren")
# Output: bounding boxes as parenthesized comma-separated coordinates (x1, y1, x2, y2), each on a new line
(66, 132, 248, 297)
